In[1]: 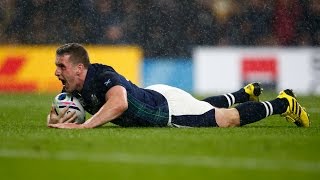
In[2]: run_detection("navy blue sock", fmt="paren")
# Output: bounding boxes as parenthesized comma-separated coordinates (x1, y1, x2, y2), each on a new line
(202, 89, 249, 108)
(235, 98, 288, 126)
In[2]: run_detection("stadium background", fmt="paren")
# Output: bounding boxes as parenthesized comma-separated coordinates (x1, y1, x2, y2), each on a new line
(1, 0, 320, 95)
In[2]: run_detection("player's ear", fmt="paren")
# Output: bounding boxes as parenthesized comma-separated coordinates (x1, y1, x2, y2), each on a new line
(76, 63, 84, 75)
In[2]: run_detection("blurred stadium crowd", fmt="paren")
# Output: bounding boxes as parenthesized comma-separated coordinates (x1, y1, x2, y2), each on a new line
(0, 0, 320, 57)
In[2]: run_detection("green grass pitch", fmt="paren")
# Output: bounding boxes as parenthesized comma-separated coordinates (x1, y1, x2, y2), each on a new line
(0, 92, 319, 180)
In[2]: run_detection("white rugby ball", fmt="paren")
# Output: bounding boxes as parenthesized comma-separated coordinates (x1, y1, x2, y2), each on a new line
(53, 92, 86, 124)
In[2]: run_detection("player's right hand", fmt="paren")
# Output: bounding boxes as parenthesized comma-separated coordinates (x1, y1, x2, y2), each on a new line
(47, 105, 77, 125)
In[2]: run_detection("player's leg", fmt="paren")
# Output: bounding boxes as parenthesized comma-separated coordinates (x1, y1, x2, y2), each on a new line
(171, 96, 282, 127)
(163, 84, 263, 127)
(215, 98, 288, 127)
(202, 82, 262, 108)
(171, 97, 285, 128)
(216, 89, 310, 127)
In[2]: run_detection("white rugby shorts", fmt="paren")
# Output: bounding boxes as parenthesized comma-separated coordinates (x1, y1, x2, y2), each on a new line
(146, 84, 215, 127)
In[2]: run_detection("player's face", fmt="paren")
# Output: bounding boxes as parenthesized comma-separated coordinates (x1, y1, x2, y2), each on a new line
(55, 55, 80, 92)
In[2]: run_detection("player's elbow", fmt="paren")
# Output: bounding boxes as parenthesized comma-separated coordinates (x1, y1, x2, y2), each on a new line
(116, 100, 128, 113)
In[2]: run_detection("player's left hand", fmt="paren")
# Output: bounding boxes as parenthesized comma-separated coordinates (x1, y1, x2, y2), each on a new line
(48, 123, 85, 129)
(48, 105, 78, 124)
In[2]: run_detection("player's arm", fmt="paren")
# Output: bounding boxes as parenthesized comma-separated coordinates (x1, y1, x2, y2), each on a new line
(81, 85, 128, 128)
(48, 85, 127, 129)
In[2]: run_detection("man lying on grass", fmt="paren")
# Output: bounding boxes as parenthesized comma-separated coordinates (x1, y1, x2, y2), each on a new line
(47, 43, 310, 129)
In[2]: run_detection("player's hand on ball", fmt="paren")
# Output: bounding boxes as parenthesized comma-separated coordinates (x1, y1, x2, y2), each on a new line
(48, 105, 77, 124)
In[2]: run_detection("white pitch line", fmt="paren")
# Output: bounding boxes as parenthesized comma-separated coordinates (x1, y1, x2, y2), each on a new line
(0, 149, 320, 173)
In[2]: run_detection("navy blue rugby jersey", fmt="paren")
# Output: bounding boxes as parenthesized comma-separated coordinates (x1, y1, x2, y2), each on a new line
(71, 63, 169, 127)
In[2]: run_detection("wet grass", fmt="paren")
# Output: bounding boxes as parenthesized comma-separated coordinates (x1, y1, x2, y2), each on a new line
(0, 93, 319, 180)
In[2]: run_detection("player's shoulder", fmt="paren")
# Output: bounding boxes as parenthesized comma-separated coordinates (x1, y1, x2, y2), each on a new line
(89, 63, 117, 77)
(91, 63, 116, 72)
(88, 63, 126, 88)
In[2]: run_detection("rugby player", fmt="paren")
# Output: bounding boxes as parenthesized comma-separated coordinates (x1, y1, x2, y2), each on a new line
(47, 43, 310, 129)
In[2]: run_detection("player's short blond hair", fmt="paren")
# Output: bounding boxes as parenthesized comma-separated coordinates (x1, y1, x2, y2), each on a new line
(56, 43, 90, 68)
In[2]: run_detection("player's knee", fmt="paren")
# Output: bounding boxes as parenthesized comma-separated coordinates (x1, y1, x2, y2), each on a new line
(215, 108, 240, 128)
